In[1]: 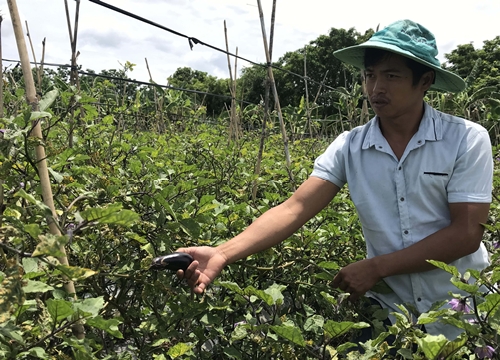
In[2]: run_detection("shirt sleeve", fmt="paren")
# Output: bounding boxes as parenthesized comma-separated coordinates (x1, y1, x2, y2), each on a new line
(310, 131, 349, 188)
(447, 127, 493, 203)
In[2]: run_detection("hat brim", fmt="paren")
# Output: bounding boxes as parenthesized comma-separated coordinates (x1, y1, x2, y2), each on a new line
(333, 40, 465, 93)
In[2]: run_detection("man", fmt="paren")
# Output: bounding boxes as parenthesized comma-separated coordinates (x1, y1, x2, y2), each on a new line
(177, 20, 493, 340)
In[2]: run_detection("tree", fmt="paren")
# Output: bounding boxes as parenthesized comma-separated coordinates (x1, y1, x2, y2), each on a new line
(445, 36, 500, 91)
(239, 27, 370, 118)
(167, 67, 231, 117)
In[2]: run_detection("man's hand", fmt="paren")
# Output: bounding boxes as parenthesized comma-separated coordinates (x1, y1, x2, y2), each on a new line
(175, 246, 228, 294)
(332, 258, 381, 302)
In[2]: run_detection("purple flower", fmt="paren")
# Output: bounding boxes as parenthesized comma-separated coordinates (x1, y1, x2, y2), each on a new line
(449, 298, 471, 313)
(475, 345, 495, 359)
(494, 241, 500, 250)
(19, 182, 25, 188)
(0, 129, 5, 133)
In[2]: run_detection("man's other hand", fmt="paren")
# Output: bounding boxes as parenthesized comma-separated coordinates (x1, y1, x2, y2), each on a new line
(332, 258, 381, 302)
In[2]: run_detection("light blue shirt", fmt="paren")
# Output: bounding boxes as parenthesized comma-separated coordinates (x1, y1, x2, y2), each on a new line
(311, 103, 493, 339)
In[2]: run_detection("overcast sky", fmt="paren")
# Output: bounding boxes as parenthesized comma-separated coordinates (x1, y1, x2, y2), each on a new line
(1, 0, 499, 85)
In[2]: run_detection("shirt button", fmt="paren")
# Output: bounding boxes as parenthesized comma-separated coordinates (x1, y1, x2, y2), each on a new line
(404, 230, 409, 235)
(400, 197, 405, 201)
(398, 166, 402, 170)
(417, 140, 422, 144)
(417, 297, 422, 302)
(378, 146, 383, 149)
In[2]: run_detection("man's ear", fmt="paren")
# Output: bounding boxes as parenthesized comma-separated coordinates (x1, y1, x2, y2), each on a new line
(421, 70, 435, 91)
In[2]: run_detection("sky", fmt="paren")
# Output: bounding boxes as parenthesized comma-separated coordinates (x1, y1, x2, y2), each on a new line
(1, 0, 499, 86)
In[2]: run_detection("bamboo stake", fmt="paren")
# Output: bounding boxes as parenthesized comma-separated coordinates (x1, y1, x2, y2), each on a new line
(145, 57, 165, 133)
(256, 0, 294, 186)
(313, 70, 329, 105)
(233, 47, 241, 139)
(7, 0, 85, 339)
(224, 20, 238, 142)
(24, 21, 41, 95)
(303, 48, 312, 138)
(252, 0, 277, 201)
(40, 37, 46, 86)
(66, 0, 81, 88)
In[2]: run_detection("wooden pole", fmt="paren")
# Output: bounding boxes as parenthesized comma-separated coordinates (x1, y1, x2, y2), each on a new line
(24, 21, 41, 95)
(304, 48, 312, 138)
(7, 0, 85, 339)
(252, 0, 277, 201)
(256, 0, 294, 186)
(224, 20, 238, 142)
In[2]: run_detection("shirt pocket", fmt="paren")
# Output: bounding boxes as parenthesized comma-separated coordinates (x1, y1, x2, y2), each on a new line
(418, 171, 450, 200)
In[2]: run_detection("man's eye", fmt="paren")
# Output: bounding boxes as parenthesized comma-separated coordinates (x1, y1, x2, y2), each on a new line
(387, 74, 398, 79)
(365, 73, 374, 78)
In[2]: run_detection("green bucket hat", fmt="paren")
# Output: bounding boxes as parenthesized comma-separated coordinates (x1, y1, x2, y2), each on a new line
(333, 19, 465, 93)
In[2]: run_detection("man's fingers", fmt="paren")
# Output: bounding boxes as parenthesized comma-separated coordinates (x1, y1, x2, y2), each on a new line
(183, 260, 199, 279)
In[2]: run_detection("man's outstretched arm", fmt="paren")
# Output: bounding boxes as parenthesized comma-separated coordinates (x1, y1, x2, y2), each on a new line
(178, 176, 341, 293)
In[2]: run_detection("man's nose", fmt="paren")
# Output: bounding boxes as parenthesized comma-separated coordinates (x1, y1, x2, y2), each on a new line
(369, 77, 386, 94)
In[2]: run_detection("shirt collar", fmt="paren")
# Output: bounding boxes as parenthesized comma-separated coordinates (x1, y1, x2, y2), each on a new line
(362, 102, 443, 150)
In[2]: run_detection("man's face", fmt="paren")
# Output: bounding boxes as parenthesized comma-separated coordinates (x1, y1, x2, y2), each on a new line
(364, 54, 427, 121)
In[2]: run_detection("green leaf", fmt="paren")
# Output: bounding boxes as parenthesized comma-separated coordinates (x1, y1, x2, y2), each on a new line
(56, 264, 97, 281)
(217, 281, 243, 295)
(417, 310, 448, 325)
(427, 260, 459, 277)
(24, 224, 42, 239)
(304, 315, 324, 333)
(22, 257, 39, 274)
(231, 325, 248, 342)
(179, 218, 201, 239)
(223, 346, 242, 359)
(15, 189, 52, 217)
(478, 293, 500, 318)
(18, 347, 48, 359)
(264, 283, 286, 306)
(30, 111, 52, 120)
(152, 338, 169, 347)
(32, 234, 69, 258)
(81, 203, 139, 226)
(73, 297, 105, 317)
(439, 334, 468, 358)
(491, 269, 500, 284)
(244, 286, 274, 306)
(320, 291, 337, 305)
(441, 316, 481, 336)
(416, 334, 449, 360)
(336, 342, 358, 354)
(451, 277, 479, 294)
(324, 320, 369, 338)
(317, 261, 339, 270)
(46, 299, 75, 323)
(167, 342, 193, 358)
(39, 89, 59, 111)
(86, 316, 123, 338)
(23, 280, 54, 294)
(48, 167, 64, 183)
(314, 272, 335, 281)
(270, 324, 306, 347)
